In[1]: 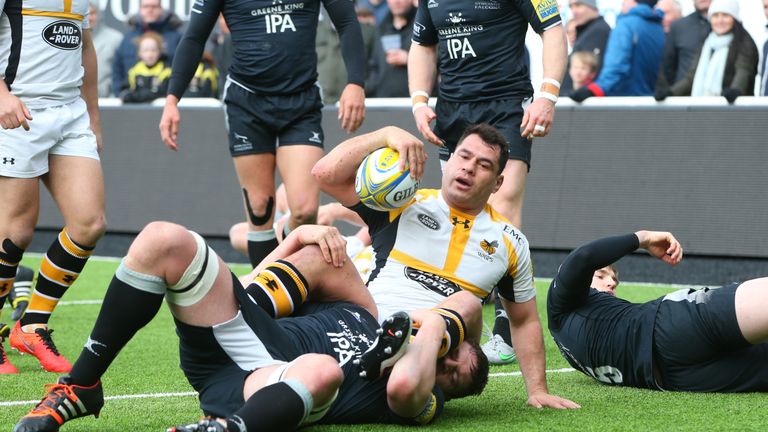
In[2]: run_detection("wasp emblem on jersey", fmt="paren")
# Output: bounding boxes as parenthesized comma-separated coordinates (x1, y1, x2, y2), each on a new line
(480, 239, 498, 255)
(43, 21, 82, 50)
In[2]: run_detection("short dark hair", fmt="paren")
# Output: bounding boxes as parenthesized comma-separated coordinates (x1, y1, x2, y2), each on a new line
(456, 123, 509, 175)
(443, 340, 490, 400)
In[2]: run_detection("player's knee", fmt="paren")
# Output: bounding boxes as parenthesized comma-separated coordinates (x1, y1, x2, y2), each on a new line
(131, 222, 190, 263)
(296, 354, 343, 398)
(67, 213, 107, 245)
(287, 205, 318, 227)
(242, 189, 274, 227)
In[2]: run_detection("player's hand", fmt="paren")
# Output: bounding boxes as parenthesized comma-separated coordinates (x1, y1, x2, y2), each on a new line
(338, 83, 365, 133)
(383, 126, 427, 180)
(412, 104, 443, 147)
(0, 92, 32, 131)
(159, 96, 181, 150)
(527, 392, 581, 409)
(91, 122, 103, 153)
(385, 49, 408, 66)
(520, 98, 554, 140)
(316, 202, 343, 226)
(635, 230, 683, 266)
(297, 225, 347, 268)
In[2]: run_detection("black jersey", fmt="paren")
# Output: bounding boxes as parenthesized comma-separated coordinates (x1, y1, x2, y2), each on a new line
(547, 234, 662, 389)
(168, 0, 364, 97)
(412, 0, 561, 102)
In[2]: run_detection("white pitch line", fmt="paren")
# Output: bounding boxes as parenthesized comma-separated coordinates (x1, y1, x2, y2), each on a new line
(0, 369, 579, 407)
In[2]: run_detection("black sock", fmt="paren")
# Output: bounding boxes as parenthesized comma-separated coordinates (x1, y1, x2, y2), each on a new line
(69, 276, 164, 386)
(227, 382, 306, 432)
(247, 230, 279, 268)
(492, 294, 513, 346)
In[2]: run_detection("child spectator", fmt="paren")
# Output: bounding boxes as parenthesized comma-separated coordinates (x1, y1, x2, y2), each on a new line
(184, 43, 220, 98)
(569, 51, 599, 90)
(121, 32, 172, 103)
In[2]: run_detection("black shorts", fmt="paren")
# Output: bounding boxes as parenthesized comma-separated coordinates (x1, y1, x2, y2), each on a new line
(176, 272, 380, 417)
(653, 283, 768, 392)
(222, 79, 324, 156)
(434, 97, 532, 168)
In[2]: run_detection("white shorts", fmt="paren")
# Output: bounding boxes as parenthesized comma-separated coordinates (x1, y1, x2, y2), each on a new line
(0, 98, 99, 178)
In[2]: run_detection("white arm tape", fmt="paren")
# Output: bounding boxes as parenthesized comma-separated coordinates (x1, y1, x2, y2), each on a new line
(535, 91, 559, 103)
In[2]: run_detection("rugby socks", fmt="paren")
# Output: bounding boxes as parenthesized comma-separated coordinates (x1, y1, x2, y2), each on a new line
(227, 380, 310, 431)
(410, 308, 467, 358)
(69, 267, 165, 387)
(247, 229, 279, 268)
(243, 260, 308, 318)
(22, 229, 94, 327)
(0, 239, 24, 319)
(491, 295, 513, 346)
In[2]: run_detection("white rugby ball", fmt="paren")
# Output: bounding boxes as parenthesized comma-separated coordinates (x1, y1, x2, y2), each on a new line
(355, 147, 419, 211)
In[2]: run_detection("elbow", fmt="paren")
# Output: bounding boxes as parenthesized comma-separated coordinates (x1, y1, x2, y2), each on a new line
(387, 375, 424, 417)
(311, 160, 333, 189)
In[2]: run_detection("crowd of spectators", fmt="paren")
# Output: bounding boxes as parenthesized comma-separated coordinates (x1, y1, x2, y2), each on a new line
(90, 0, 768, 103)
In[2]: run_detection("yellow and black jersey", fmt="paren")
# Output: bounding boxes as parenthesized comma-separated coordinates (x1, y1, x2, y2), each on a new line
(0, 0, 89, 107)
(350, 189, 535, 321)
(122, 59, 171, 103)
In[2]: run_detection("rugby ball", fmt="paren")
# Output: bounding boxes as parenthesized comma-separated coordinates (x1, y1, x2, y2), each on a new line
(355, 147, 419, 211)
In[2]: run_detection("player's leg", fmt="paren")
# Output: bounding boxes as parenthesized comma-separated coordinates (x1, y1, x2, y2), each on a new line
(733, 277, 768, 344)
(276, 145, 322, 236)
(0, 177, 40, 375)
(15, 222, 237, 432)
(10, 264, 35, 321)
(488, 160, 528, 229)
(233, 153, 278, 268)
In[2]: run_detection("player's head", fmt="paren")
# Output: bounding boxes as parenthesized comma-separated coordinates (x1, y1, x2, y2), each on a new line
(592, 265, 619, 296)
(441, 124, 507, 213)
(435, 340, 489, 400)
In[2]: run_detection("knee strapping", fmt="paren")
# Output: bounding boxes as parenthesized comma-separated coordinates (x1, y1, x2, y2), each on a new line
(243, 189, 274, 226)
(165, 231, 220, 306)
(243, 260, 308, 318)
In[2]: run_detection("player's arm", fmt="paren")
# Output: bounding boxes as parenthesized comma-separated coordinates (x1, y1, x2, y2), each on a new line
(435, 291, 482, 343)
(324, 0, 366, 133)
(520, 24, 566, 139)
(80, 29, 102, 151)
(317, 202, 367, 227)
(0, 78, 32, 131)
(407, 0, 441, 146)
(312, 126, 426, 206)
(386, 309, 445, 419)
(159, 1, 221, 150)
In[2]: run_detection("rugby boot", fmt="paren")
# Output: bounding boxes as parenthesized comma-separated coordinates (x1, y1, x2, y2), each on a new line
(355, 311, 411, 380)
(0, 335, 19, 374)
(10, 265, 34, 321)
(10, 322, 72, 372)
(167, 417, 227, 432)
(14, 375, 103, 432)
(481, 333, 517, 365)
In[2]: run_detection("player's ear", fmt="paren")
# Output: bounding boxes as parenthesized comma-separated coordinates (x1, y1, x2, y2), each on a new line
(492, 174, 504, 193)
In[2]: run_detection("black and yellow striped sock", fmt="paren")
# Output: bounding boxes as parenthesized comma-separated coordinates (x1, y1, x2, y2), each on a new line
(21, 229, 94, 327)
(410, 308, 467, 358)
(243, 260, 309, 318)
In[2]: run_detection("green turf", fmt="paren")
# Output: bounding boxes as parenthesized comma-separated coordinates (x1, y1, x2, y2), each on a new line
(1, 258, 764, 431)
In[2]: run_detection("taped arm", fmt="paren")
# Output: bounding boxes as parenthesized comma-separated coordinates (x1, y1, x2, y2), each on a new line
(167, 1, 221, 99)
(324, 0, 365, 87)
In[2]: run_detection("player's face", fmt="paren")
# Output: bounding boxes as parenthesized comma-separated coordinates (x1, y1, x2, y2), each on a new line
(592, 267, 618, 296)
(435, 342, 476, 398)
(710, 12, 734, 35)
(441, 135, 503, 213)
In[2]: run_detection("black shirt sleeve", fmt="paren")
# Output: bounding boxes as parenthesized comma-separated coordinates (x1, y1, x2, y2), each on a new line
(167, 0, 222, 99)
(549, 233, 639, 315)
(348, 202, 392, 236)
(323, 0, 366, 87)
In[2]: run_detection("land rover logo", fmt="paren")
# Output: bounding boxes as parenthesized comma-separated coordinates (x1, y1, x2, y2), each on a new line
(417, 213, 440, 231)
(42, 21, 81, 50)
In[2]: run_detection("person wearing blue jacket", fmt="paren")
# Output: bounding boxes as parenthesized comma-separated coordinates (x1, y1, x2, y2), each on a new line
(570, 0, 664, 101)
(111, 0, 184, 97)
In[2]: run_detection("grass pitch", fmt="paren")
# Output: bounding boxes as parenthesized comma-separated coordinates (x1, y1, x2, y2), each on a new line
(1, 256, 764, 431)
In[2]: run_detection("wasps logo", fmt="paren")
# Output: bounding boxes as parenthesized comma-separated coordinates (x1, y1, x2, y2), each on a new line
(480, 239, 498, 255)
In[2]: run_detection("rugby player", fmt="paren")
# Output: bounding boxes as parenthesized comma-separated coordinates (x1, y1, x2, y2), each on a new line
(15, 224, 488, 431)
(407, 0, 568, 365)
(159, 0, 367, 269)
(313, 125, 579, 409)
(1, 0, 106, 373)
(549, 230, 768, 392)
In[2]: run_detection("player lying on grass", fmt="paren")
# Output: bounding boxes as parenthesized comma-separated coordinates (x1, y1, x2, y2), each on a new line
(15, 223, 488, 432)
(313, 124, 579, 409)
(549, 230, 768, 391)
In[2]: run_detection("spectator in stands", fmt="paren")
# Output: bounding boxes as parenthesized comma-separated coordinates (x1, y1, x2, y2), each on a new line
(655, 0, 758, 104)
(316, 7, 377, 104)
(357, 0, 389, 25)
(760, 0, 768, 96)
(561, 0, 611, 93)
(210, 15, 232, 97)
(656, 0, 682, 33)
(112, 0, 183, 97)
(570, 0, 664, 101)
(366, 0, 415, 97)
(655, 0, 711, 94)
(569, 51, 599, 90)
(119, 32, 172, 103)
(89, 2, 123, 97)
